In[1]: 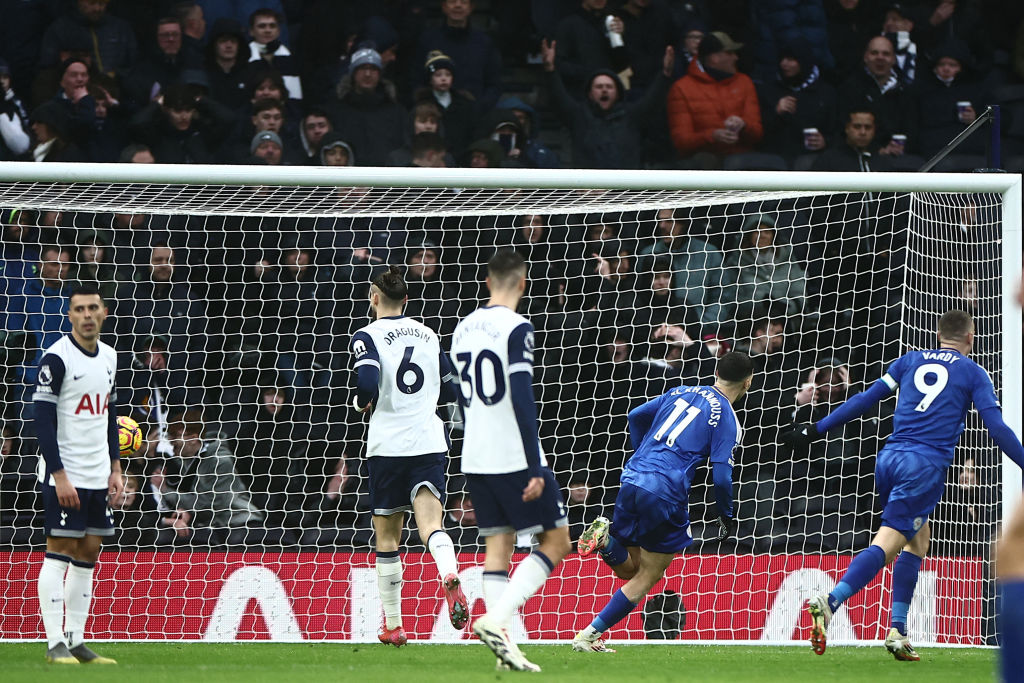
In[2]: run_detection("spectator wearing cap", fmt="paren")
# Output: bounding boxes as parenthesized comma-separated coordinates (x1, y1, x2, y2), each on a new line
(756, 38, 838, 168)
(881, 2, 920, 85)
(318, 132, 354, 166)
(724, 213, 806, 320)
(245, 8, 301, 101)
(464, 137, 503, 167)
(204, 18, 249, 110)
(837, 35, 917, 161)
(39, 0, 138, 76)
(494, 96, 559, 169)
(749, 0, 834, 84)
(124, 16, 203, 107)
(29, 100, 86, 162)
(0, 61, 31, 161)
(542, 38, 675, 169)
(327, 47, 406, 167)
(414, 0, 503, 112)
(912, 39, 988, 161)
(554, 0, 631, 97)
(415, 51, 477, 160)
(225, 96, 303, 163)
(666, 31, 763, 168)
(249, 130, 283, 165)
(128, 82, 236, 164)
(473, 108, 528, 167)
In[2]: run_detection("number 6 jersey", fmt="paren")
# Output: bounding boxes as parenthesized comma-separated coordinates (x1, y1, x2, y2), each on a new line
(350, 316, 450, 458)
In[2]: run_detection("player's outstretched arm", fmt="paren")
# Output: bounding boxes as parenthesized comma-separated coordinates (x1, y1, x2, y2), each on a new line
(978, 406, 1024, 470)
(709, 412, 737, 540)
(783, 379, 893, 449)
(626, 398, 661, 452)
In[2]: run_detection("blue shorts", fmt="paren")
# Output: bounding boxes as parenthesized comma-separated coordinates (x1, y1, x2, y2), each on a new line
(41, 484, 114, 538)
(876, 443, 947, 540)
(466, 468, 568, 537)
(610, 483, 692, 554)
(368, 453, 446, 516)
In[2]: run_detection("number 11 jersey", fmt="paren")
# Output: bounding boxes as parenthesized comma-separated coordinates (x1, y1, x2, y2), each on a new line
(351, 316, 449, 458)
(881, 348, 1000, 462)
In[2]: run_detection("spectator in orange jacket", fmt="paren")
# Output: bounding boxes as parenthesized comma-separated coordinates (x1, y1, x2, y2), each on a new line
(666, 31, 763, 168)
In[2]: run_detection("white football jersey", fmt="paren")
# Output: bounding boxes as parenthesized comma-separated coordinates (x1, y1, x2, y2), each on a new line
(450, 306, 547, 474)
(33, 335, 118, 489)
(351, 316, 450, 457)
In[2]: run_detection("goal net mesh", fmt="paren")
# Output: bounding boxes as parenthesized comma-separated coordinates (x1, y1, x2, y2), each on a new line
(0, 179, 1006, 645)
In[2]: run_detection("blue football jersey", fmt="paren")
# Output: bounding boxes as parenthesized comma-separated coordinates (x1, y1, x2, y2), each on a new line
(621, 385, 741, 507)
(881, 348, 1000, 461)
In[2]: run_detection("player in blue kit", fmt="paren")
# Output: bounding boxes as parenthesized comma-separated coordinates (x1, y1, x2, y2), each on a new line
(571, 352, 753, 652)
(350, 266, 468, 646)
(782, 310, 1024, 661)
(33, 285, 123, 664)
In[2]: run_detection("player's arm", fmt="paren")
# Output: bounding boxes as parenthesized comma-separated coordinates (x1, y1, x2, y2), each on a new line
(709, 417, 738, 540)
(626, 397, 661, 452)
(32, 354, 79, 509)
(438, 350, 459, 405)
(972, 369, 1024, 469)
(107, 384, 124, 499)
(350, 331, 381, 413)
(508, 322, 544, 499)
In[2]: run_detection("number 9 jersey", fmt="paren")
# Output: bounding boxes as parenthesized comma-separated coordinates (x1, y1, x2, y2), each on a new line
(882, 348, 1000, 462)
(450, 306, 548, 475)
(351, 317, 450, 458)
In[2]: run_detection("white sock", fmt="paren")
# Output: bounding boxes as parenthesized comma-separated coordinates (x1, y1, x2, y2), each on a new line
(488, 552, 553, 627)
(376, 554, 403, 630)
(64, 562, 95, 648)
(38, 553, 70, 649)
(427, 530, 458, 579)
(482, 570, 509, 623)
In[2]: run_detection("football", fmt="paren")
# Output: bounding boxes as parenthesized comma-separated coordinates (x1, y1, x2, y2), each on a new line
(117, 416, 143, 457)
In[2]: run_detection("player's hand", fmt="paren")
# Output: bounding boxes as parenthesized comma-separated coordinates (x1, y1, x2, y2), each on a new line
(714, 515, 736, 541)
(53, 471, 80, 510)
(108, 471, 125, 502)
(351, 395, 374, 414)
(522, 476, 545, 502)
(780, 423, 821, 450)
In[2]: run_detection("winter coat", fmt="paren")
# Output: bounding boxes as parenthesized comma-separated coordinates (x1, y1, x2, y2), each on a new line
(128, 99, 236, 165)
(667, 59, 763, 157)
(837, 68, 916, 150)
(39, 7, 137, 74)
(913, 71, 988, 157)
(546, 68, 669, 169)
(327, 79, 407, 167)
(640, 236, 731, 328)
(811, 143, 893, 172)
(162, 437, 265, 530)
(757, 66, 837, 160)
(726, 243, 806, 316)
(750, 0, 834, 83)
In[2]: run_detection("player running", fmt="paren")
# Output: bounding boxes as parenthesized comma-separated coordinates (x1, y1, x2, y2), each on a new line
(782, 310, 1024, 660)
(33, 285, 122, 664)
(453, 249, 572, 673)
(350, 266, 469, 647)
(572, 352, 751, 652)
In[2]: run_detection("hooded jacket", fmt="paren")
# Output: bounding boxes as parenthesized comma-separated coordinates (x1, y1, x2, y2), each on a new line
(667, 58, 763, 157)
(328, 77, 406, 167)
(546, 67, 669, 169)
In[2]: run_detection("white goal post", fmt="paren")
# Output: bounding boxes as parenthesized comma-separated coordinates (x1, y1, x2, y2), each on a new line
(0, 163, 1019, 645)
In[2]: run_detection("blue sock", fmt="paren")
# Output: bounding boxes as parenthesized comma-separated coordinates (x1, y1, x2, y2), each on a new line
(598, 535, 628, 567)
(890, 551, 922, 636)
(591, 589, 639, 633)
(999, 580, 1024, 683)
(829, 545, 887, 613)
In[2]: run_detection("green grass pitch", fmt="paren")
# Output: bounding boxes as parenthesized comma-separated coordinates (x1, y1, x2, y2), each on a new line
(0, 643, 996, 682)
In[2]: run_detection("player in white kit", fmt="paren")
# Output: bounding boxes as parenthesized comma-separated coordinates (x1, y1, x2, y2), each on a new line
(452, 250, 571, 672)
(350, 266, 468, 646)
(33, 285, 123, 664)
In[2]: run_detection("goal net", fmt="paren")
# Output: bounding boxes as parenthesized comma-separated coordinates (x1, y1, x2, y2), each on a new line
(0, 165, 1019, 645)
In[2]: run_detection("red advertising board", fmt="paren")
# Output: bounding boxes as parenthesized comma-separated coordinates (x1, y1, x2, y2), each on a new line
(0, 552, 986, 643)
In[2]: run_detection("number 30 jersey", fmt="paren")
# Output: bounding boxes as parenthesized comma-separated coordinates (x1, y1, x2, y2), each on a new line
(881, 348, 1000, 458)
(351, 316, 449, 458)
(451, 305, 547, 475)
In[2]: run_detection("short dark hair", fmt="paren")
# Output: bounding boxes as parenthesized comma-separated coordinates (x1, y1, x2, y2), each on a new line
(372, 265, 408, 302)
(716, 351, 753, 383)
(845, 106, 876, 124)
(249, 8, 282, 27)
(40, 244, 63, 260)
(70, 284, 104, 302)
(411, 131, 447, 159)
(252, 97, 284, 116)
(938, 310, 974, 340)
(487, 249, 526, 288)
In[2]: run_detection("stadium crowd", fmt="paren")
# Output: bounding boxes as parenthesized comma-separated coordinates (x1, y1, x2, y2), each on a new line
(0, 0, 1008, 555)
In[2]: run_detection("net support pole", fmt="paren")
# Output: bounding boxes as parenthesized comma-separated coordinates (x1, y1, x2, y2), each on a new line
(1001, 176, 1023, 521)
